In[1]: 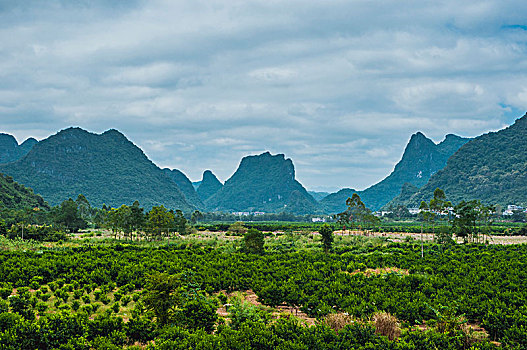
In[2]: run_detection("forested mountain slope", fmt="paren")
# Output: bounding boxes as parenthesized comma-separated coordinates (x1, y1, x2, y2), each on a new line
(0, 128, 193, 211)
(391, 113, 527, 207)
(0, 172, 49, 210)
(320, 132, 470, 213)
(196, 170, 223, 202)
(0, 133, 38, 164)
(163, 168, 205, 210)
(205, 152, 320, 214)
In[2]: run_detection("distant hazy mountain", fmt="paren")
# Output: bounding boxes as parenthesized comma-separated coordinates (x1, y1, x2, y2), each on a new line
(319, 188, 357, 214)
(163, 168, 205, 210)
(308, 191, 330, 201)
(205, 152, 320, 214)
(0, 172, 49, 211)
(384, 182, 420, 209)
(0, 133, 38, 164)
(196, 170, 223, 202)
(0, 128, 193, 210)
(320, 132, 470, 213)
(391, 113, 527, 207)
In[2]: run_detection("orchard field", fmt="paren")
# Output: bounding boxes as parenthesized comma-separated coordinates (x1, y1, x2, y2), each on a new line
(0, 230, 526, 349)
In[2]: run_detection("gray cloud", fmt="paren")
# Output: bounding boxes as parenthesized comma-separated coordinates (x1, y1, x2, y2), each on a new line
(1, 0, 526, 191)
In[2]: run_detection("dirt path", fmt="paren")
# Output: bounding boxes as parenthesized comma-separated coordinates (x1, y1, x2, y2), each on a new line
(216, 290, 316, 326)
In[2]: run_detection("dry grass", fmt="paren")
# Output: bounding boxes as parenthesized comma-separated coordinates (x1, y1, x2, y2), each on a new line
(373, 311, 401, 340)
(322, 312, 354, 332)
(347, 267, 409, 277)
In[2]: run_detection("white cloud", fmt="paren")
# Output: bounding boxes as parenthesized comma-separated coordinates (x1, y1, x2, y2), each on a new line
(0, 0, 526, 190)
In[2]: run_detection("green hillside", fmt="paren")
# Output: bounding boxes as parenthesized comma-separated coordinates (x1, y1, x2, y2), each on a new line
(163, 168, 205, 210)
(0, 133, 38, 164)
(196, 170, 223, 202)
(0, 173, 49, 211)
(319, 188, 357, 214)
(392, 113, 527, 207)
(0, 128, 193, 211)
(320, 132, 470, 213)
(205, 152, 320, 214)
(308, 191, 330, 201)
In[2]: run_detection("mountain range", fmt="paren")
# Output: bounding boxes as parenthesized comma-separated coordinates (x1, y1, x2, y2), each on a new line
(0, 134, 38, 164)
(204, 152, 320, 215)
(389, 113, 527, 208)
(1, 113, 525, 214)
(196, 170, 223, 202)
(319, 132, 470, 213)
(0, 128, 193, 211)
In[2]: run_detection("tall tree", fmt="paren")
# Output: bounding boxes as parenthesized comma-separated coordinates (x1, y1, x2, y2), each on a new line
(242, 228, 265, 254)
(75, 194, 91, 220)
(147, 205, 175, 240)
(319, 223, 334, 254)
(130, 200, 145, 239)
(451, 200, 493, 243)
(336, 193, 377, 233)
(174, 209, 189, 235)
(143, 272, 183, 325)
(429, 188, 452, 243)
(52, 198, 87, 233)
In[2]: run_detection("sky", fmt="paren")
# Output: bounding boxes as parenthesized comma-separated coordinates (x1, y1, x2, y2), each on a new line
(1, 1, 526, 192)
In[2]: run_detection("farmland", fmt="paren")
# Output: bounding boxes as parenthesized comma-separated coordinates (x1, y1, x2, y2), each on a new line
(0, 226, 526, 349)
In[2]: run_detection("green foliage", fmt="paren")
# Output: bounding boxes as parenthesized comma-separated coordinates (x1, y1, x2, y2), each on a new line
(319, 223, 334, 253)
(174, 209, 190, 235)
(0, 242, 524, 347)
(7, 224, 66, 242)
(228, 296, 269, 330)
(146, 205, 176, 239)
(0, 173, 49, 213)
(175, 297, 218, 333)
(451, 200, 493, 243)
(336, 193, 379, 230)
(143, 272, 183, 325)
(227, 221, 248, 236)
(51, 198, 87, 233)
(242, 228, 265, 254)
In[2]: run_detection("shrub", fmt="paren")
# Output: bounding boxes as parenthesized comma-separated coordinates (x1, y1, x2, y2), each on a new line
(121, 295, 131, 306)
(0, 299, 8, 313)
(36, 302, 48, 313)
(74, 289, 82, 299)
(175, 297, 218, 333)
(132, 293, 140, 302)
(218, 293, 228, 305)
(242, 228, 265, 254)
(72, 300, 81, 311)
(112, 302, 120, 313)
(229, 296, 269, 330)
(0, 288, 12, 299)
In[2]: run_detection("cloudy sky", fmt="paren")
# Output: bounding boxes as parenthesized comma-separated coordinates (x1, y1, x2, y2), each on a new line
(1, 1, 526, 192)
